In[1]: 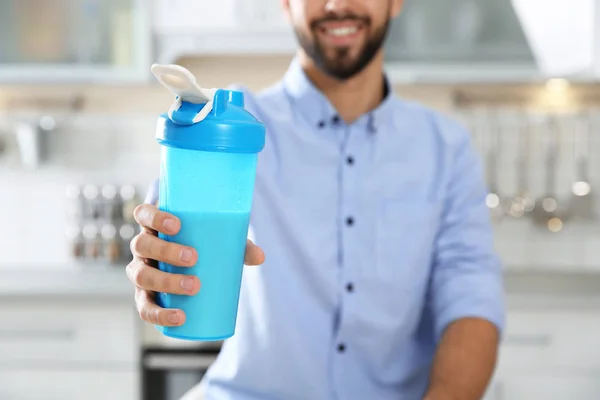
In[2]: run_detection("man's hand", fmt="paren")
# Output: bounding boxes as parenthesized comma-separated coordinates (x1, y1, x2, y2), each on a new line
(126, 203, 265, 327)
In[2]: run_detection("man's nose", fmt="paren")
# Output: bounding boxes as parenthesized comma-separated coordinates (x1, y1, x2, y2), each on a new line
(325, 0, 352, 13)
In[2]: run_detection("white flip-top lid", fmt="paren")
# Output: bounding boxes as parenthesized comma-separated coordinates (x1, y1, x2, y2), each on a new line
(151, 63, 219, 123)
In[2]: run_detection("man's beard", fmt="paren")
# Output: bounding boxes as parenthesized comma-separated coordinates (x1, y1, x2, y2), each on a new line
(294, 12, 390, 80)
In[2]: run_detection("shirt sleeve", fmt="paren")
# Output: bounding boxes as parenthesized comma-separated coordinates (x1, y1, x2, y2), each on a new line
(431, 122, 506, 342)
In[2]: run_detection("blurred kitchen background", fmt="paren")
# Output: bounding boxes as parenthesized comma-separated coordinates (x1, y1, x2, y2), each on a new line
(1, 0, 600, 399)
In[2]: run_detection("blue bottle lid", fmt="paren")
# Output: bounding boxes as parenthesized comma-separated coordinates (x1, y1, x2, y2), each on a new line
(151, 64, 265, 154)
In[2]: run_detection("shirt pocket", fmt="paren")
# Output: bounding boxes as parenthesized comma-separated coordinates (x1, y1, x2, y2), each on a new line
(375, 199, 441, 292)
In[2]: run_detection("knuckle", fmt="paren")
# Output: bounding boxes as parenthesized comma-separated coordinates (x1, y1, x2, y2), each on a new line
(133, 204, 150, 225)
(129, 234, 142, 255)
(131, 233, 152, 258)
(137, 301, 149, 322)
(137, 307, 146, 322)
(150, 210, 161, 230)
(134, 288, 142, 305)
(125, 259, 136, 279)
(135, 290, 154, 323)
(150, 308, 160, 324)
(132, 262, 154, 289)
(144, 308, 153, 323)
(131, 264, 145, 287)
(133, 204, 144, 220)
(134, 204, 158, 230)
(128, 263, 143, 288)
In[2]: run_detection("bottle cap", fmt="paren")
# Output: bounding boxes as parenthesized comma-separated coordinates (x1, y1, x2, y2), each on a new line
(151, 64, 265, 154)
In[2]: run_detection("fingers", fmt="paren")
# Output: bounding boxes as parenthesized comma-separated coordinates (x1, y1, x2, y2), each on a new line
(135, 288, 186, 327)
(245, 239, 265, 266)
(127, 258, 201, 295)
(133, 204, 265, 267)
(134, 203, 181, 235)
(130, 231, 197, 267)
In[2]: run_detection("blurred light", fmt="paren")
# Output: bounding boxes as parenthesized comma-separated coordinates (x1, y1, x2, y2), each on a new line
(524, 200, 535, 213)
(542, 198, 558, 212)
(101, 224, 117, 240)
(536, 78, 575, 110)
(546, 78, 570, 93)
(119, 225, 135, 240)
(486, 193, 500, 208)
(102, 184, 118, 200)
(509, 203, 525, 218)
(39, 116, 56, 131)
(572, 181, 591, 196)
(548, 217, 563, 233)
(83, 184, 99, 199)
(65, 184, 81, 199)
(120, 185, 136, 200)
(83, 224, 98, 239)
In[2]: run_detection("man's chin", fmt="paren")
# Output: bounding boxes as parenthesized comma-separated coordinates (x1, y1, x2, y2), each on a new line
(320, 61, 365, 80)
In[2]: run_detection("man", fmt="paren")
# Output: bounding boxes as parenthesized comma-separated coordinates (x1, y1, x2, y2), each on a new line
(128, 0, 505, 399)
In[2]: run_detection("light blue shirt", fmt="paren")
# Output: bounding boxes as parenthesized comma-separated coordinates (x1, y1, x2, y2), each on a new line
(147, 59, 505, 400)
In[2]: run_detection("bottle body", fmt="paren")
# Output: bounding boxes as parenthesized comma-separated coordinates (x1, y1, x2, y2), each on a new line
(156, 145, 258, 341)
(149, 64, 265, 341)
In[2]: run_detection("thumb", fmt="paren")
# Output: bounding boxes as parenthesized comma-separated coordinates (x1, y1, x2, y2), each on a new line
(244, 239, 265, 266)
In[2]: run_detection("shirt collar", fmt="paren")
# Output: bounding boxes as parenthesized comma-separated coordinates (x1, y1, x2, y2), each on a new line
(282, 57, 395, 133)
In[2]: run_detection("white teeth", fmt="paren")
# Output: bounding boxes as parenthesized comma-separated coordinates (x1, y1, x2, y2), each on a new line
(327, 27, 358, 37)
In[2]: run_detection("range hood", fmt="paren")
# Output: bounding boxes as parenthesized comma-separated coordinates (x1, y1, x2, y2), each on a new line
(511, 0, 600, 78)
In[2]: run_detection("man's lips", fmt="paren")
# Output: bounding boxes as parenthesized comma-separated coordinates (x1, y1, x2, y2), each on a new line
(315, 20, 366, 46)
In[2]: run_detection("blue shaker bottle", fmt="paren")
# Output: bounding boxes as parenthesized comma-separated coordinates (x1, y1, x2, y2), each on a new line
(150, 64, 266, 341)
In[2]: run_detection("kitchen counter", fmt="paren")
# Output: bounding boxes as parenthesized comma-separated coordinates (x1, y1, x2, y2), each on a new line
(1, 266, 600, 305)
(504, 269, 600, 308)
(0, 265, 133, 298)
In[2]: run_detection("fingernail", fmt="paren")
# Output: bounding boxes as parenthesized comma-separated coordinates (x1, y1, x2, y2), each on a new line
(163, 218, 177, 233)
(180, 248, 193, 262)
(181, 277, 195, 291)
(168, 312, 179, 324)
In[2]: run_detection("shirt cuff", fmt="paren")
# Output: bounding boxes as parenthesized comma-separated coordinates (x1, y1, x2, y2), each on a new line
(434, 275, 506, 342)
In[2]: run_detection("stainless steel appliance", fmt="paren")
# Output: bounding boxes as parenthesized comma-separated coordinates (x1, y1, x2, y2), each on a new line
(141, 345, 220, 400)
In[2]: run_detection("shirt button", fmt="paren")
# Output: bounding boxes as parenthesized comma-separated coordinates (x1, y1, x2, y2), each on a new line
(332, 115, 341, 124)
(346, 156, 354, 166)
(318, 120, 326, 128)
(346, 217, 354, 226)
(337, 343, 346, 353)
(346, 283, 354, 293)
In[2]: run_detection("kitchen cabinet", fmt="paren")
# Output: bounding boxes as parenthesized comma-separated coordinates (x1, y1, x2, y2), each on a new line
(0, 299, 138, 364)
(383, 0, 600, 83)
(0, 296, 140, 400)
(0, 0, 151, 84)
(153, 0, 297, 63)
(0, 370, 138, 400)
(482, 306, 600, 400)
(496, 309, 600, 371)
(486, 376, 600, 400)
